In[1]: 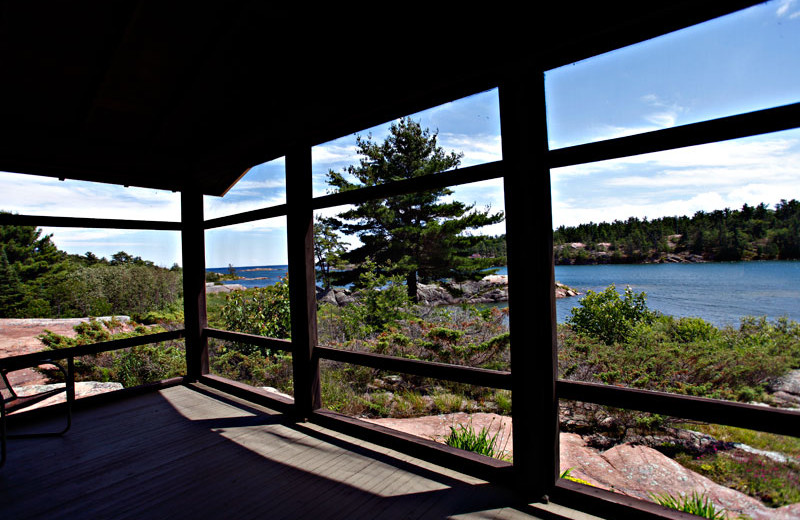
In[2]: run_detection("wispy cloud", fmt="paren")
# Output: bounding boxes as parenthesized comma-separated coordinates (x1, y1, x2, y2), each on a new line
(203, 194, 287, 221)
(777, 0, 800, 17)
(0, 172, 181, 221)
(439, 133, 502, 166)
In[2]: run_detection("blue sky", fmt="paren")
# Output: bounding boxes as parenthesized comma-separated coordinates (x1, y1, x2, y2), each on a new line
(1, 0, 799, 268)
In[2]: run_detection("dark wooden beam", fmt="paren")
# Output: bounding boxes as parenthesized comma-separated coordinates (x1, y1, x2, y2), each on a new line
(199, 374, 294, 415)
(548, 102, 800, 169)
(551, 479, 699, 520)
(558, 380, 800, 438)
(205, 328, 291, 353)
(539, 1, 762, 73)
(310, 409, 513, 485)
(285, 144, 321, 418)
(203, 203, 288, 230)
(312, 161, 503, 210)
(181, 190, 209, 380)
(317, 346, 511, 390)
(0, 213, 181, 231)
(0, 330, 185, 371)
(499, 68, 558, 499)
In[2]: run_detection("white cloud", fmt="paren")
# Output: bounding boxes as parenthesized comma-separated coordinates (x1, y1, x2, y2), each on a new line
(0, 172, 181, 221)
(777, 0, 798, 17)
(233, 179, 285, 190)
(312, 142, 359, 165)
(439, 133, 503, 166)
(203, 193, 287, 220)
(644, 112, 678, 128)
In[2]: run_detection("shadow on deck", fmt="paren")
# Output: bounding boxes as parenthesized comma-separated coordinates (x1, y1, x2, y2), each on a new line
(0, 384, 598, 520)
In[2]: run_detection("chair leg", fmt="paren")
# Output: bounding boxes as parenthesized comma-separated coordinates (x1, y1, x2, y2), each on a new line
(1, 401, 7, 469)
(1, 359, 74, 467)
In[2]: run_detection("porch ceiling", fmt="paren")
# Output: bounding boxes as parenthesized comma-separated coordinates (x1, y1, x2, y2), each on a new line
(0, 1, 760, 196)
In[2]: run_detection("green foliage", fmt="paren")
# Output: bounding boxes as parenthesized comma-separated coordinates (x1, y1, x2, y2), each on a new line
(113, 344, 186, 387)
(220, 277, 291, 355)
(324, 117, 504, 300)
(313, 216, 347, 290)
(444, 420, 505, 459)
(38, 319, 185, 386)
(679, 423, 800, 459)
(559, 468, 594, 487)
(650, 492, 729, 519)
(567, 284, 655, 345)
(330, 303, 510, 370)
(209, 342, 293, 394)
(560, 310, 800, 401)
(0, 217, 70, 317)
(56, 263, 182, 319)
(676, 450, 800, 508)
(0, 215, 182, 319)
(328, 259, 413, 340)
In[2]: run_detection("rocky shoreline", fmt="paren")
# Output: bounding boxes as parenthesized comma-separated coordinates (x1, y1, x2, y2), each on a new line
(555, 241, 707, 265)
(317, 274, 579, 307)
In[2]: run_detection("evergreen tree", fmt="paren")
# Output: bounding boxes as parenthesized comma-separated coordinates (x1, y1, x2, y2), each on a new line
(325, 117, 504, 301)
(314, 216, 347, 290)
(0, 245, 23, 316)
(0, 217, 69, 316)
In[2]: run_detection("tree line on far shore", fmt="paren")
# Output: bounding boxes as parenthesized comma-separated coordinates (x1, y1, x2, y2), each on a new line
(553, 199, 800, 264)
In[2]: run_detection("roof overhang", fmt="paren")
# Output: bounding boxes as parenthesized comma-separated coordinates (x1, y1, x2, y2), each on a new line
(0, 1, 763, 196)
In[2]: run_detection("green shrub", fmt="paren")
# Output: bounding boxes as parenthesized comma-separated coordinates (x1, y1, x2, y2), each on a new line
(334, 259, 412, 340)
(220, 277, 291, 355)
(38, 319, 184, 387)
(567, 284, 654, 345)
(113, 344, 186, 387)
(56, 264, 182, 318)
(209, 345, 293, 393)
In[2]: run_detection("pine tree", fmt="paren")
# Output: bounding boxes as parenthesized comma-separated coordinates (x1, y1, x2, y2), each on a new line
(325, 117, 504, 301)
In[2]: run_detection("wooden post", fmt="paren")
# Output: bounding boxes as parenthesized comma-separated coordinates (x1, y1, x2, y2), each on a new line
(286, 144, 322, 418)
(181, 189, 209, 381)
(499, 68, 559, 499)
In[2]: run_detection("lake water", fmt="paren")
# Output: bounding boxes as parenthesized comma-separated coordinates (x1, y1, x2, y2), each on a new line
(207, 265, 288, 289)
(551, 261, 800, 328)
(210, 261, 800, 328)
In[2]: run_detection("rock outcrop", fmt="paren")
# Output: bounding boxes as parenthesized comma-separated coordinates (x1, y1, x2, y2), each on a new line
(205, 282, 246, 294)
(768, 369, 800, 408)
(13, 381, 124, 411)
(317, 275, 579, 307)
(364, 412, 800, 520)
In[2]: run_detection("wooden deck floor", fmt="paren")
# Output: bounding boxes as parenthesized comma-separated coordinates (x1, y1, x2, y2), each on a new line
(0, 384, 600, 520)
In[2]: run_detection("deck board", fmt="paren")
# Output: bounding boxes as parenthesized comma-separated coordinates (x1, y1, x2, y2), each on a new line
(0, 384, 596, 520)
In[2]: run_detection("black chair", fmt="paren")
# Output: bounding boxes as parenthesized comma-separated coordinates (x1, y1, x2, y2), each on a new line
(1, 359, 74, 468)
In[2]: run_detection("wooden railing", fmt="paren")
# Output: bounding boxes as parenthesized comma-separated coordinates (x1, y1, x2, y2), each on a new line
(0, 329, 185, 372)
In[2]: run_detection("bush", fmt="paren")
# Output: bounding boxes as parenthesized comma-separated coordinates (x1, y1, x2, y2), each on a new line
(220, 277, 291, 355)
(38, 319, 185, 386)
(209, 344, 293, 394)
(567, 284, 655, 345)
(337, 259, 412, 339)
(56, 264, 182, 318)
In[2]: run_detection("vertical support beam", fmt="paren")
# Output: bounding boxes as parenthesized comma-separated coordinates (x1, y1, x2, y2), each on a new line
(499, 68, 558, 499)
(286, 144, 322, 418)
(181, 189, 209, 380)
